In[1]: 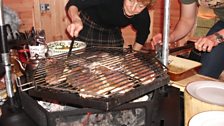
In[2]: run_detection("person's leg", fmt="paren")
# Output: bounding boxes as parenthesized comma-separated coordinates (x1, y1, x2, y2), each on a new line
(199, 43, 224, 78)
(198, 21, 224, 78)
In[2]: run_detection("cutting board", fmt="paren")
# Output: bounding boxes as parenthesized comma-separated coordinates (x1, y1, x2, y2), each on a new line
(168, 55, 202, 81)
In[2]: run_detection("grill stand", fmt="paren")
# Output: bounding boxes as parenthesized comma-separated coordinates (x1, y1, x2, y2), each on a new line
(19, 86, 181, 126)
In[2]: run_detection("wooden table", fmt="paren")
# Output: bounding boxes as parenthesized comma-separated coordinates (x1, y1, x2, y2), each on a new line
(170, 73, 217, 92)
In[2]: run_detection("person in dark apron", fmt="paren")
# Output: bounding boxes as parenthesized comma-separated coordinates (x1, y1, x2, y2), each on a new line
(152, 0, 224, 79)
(65, 0, 154, 125)
(66, 0, 154, 51)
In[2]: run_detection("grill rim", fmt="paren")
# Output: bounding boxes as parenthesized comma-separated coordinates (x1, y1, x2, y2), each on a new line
(28, 75, 169, 111)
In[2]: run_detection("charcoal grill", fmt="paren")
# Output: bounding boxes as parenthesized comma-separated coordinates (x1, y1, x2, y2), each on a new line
(27, 47, 169, 110)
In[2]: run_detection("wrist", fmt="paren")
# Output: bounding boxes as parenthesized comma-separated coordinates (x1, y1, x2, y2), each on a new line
(68, 6, 80, 23)
(133, 43, 143, 51)
(214, 32, 224, 44)
(169, 33, 176, 43)
(71, 17, 81, 23)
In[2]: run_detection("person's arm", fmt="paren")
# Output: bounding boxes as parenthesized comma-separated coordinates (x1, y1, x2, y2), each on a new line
(66, 0, 106, 37)
(194, 29, 224, 52)
(151, 2, 197, 49)
(66, 5, 83, 37)
(131, 9, 150, 51)
(170, 2, 198, 43)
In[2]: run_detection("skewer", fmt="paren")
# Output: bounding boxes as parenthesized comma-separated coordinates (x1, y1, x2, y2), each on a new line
(67, 37, 75, 58)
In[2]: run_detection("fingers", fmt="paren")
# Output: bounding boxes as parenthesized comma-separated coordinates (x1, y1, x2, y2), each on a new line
(195, 37, 206, 51)
(207, 44, 213, 52)
(67, 25, 74, 37)
(152, 33, 162, 45)
(150, 33, 163, 50)
(194, 37, 216, 52)
(150, 42, 155, 50)
(195, 38, 208, 52)
(66, 21, 83, 37)
(73, 25, 82, 37)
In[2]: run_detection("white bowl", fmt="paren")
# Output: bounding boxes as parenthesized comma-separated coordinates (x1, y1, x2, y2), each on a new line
(47, 40, 86, 56)
(189, 111, 224, 126)
(186, 80, 224, 106)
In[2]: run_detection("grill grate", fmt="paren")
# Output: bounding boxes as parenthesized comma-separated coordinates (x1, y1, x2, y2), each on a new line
(29, 48, 169, 110)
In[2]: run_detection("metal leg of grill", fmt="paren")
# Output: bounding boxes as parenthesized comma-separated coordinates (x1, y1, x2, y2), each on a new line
(147, 86, 181, 126)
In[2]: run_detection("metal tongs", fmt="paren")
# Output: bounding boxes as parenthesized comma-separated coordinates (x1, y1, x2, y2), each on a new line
(155, 43, 162, 61)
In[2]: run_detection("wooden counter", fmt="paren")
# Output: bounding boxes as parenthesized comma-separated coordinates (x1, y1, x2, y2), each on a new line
(170, 74, 217, 92)
(167, 55, 221, 91)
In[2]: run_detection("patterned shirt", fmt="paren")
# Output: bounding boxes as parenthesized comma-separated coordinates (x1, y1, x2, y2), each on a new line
(181, 0, 224, 21)
(198, 0, 224, 8)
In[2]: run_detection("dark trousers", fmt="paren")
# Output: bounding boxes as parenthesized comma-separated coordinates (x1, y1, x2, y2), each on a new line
(189, 20, 224, 79)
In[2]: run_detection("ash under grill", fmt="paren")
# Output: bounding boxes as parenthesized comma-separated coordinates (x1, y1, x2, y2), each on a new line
(28, 48, 169, 110)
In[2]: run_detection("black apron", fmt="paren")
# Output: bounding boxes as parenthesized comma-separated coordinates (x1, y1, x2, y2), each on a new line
(76, 12, 124, 48)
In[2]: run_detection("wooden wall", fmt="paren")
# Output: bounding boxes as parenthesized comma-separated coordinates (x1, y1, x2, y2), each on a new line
(3, 0, 70, 42)
(3, 0, 34, 31)
(153, 0, 181, 35)
(32, 0, 70, 41)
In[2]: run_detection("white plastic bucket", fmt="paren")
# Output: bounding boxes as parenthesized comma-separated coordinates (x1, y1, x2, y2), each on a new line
(28, 45, 48, 59)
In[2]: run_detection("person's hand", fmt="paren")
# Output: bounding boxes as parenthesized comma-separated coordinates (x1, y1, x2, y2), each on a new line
(194, 35, 218, 52)
(132, 43, 143, 51)
(151, 33, 163, 50)
(67, 17, 83, 37)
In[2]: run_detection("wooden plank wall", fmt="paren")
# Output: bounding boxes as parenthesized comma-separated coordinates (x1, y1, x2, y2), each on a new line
(33, 0, 70, 42)
(3, 0, 34, 32)
(152, 0, 181, 35)
(3, 0, 70, 43)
